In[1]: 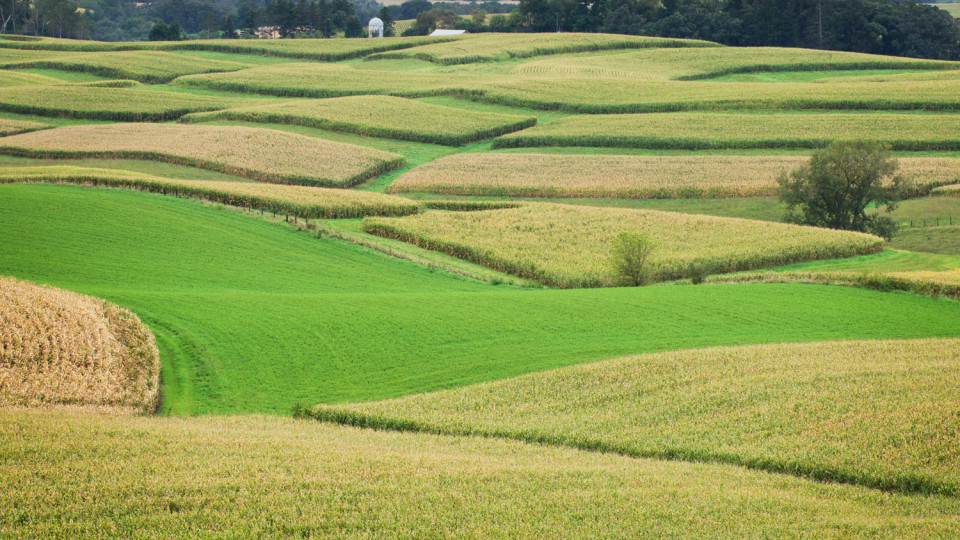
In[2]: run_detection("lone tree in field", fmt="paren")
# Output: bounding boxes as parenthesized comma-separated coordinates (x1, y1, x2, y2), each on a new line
(609, 232, 654, 286)
(778, 141, 913, 240)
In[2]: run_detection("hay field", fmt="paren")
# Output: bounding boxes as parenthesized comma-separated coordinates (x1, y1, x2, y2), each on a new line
(363, 203, 883, 287)
(0, 117, 46, 136)
(493, 112, 960, 150)
(5, 410, 960, 538)
(181, 95, 536, 146)
(0, 276, 159, 412)
(365, 32, 718, 64)
(0, 124, 404, 187)
(512, 47, 960, 81)
(0, 85, 243, 120)
(0, 166, 420, 218)
(305, 338, 960, 497)
(0, 50, 251, 83)
(389, 153, 960, 198)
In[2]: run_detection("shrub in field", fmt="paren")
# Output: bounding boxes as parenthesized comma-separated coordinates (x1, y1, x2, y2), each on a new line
(0, 51, 251, 83)
(0, 276, 160, 413)
(609, 232, 654, 286)
(181, 95, 536, 146)
(304, 338, 960, 497)
(778, 141, 913, 239)
(492, 112, 960, 151)
(0, 85, 245, 120)
(363, 203, 883, 287)
(0, 124, 405, 187)
(0, 166, 421, 218)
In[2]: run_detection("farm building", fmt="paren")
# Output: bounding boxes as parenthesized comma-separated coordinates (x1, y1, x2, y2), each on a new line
(429, 29, 468, 36)
(368, 17, 384, 38)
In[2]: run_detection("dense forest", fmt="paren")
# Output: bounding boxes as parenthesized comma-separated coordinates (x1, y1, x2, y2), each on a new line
(0, 0, 956, 60)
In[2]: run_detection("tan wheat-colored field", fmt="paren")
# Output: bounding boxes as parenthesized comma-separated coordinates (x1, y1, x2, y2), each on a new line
(0, 50, 252, 83)
(363, 203, 883, 287)
(0, 276, 160, 413)
(0, 124, 405, 187)
(388, 153, 960, 198)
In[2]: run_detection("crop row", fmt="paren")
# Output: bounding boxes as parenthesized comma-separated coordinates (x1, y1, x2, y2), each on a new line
(305, 337, 960, 497)
(0, 166, 421, 218)
(0, 275, 160, 413)
(363, 203, 883, 287)
(365, 33, 718, 65)
(0, 51, 250, 83)
(492, 112, 960, 151)
(181, 95, 536, 146)
(0, 85, 246, 121)
(391, 153, 960, 198)
(0, 123, 404, 187)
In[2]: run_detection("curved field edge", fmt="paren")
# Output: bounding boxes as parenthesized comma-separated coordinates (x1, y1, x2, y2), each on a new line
(0, 275, 160, 413)
(300, 337, 960, 498)
(705, 269, 960, 300)
(5, 411, 960, 538)
(0, 167, 421, 219)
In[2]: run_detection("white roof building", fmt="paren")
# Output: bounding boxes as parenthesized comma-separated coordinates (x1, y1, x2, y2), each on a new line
(429, 29, 468, 36)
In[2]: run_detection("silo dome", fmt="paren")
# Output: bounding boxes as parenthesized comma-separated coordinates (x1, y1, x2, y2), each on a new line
(368, 17, 384, 38)
(369, 17, 383, 28)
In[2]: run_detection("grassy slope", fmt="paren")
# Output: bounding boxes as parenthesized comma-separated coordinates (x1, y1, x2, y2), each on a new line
(5, 410, 960, 538)
(4, 185, 960, 416)
(889, 225, 960, 254)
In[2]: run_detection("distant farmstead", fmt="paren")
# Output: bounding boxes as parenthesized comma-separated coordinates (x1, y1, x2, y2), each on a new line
(429, 29, 468, 36)
(368, 17, 383, 38)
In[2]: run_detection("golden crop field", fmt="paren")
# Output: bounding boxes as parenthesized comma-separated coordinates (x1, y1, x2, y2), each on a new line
(305, 338, 960, 497)
(6, 410, 960, 537)
(0, 50, 252, 83)
(0, 124, 405, 187)
(492, 112, 960, 150)
(0, 276, 160, 413)
(365, 32, 718, 64)
(0, 85, 245, 120)
(0, 70, 60, 86)
(0, 166, 421, 218)
(363, 203, 883, 287)
(512, 47, 960, 81)
(389, 153, 960, 198)
(474, 77, 960, 113)
(933, 184, 960, 196)
(181, 95, 536, 146)
(0, 117, 46, 136)
(174, 62, 495, 98)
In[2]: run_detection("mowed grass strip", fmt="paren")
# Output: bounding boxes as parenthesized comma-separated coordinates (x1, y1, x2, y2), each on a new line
(0, 85, 243, 120)
(366, 32, 718, 65)
(512, 47, 960, 81)
(0, 51, 251, 83)
(472, 77, 960, 113)
(390, 153, 960, 198)
(0, 276, 160, 413)
(181, 95, 536, 146)
(0, 166, 419, 218)
(174, 62, 492, 98)
(6, 411, 960, 538)
(493, 112, 960, 151)
(363, 203, 883, 287)
(306, 338, 960, 497)
(0, 124, 405, 187)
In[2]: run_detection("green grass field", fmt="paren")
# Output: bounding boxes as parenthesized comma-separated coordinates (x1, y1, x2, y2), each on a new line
(4, 184, 960, 416)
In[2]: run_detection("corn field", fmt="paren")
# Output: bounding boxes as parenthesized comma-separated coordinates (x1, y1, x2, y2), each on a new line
(0, 276, 160, 413)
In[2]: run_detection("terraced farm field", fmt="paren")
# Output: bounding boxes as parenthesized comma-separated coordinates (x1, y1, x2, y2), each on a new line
(2, 32, 960, 537)
(0, 123, 404, 186)
(181, 95, 536, 145)
(390, 153, 960, 198)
